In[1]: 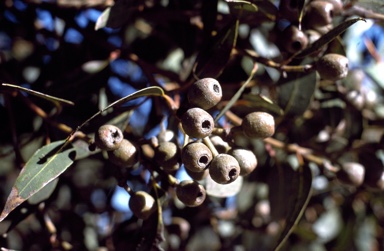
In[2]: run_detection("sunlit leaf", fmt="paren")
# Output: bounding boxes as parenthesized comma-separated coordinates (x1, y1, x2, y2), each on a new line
(95, 7, 111, 30)
(268, 163, 312, 251)
(1, 83, 74, 106)
(0, 141, 76, 222)
(295, 18, 365, 58)
(95, 0, 139, 29)
(193, 19, 239, 78)
(78, 86, 165, 130)
(206, 175, 243, 198)
(277, 71, 317, 117)
(82, 60, 109, 73)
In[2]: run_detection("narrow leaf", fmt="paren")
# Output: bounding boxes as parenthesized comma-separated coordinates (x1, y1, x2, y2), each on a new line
(277, 71, 317, 117)
(227, 0, 258, 16)
(193, 19, 239, 78)
(78, 86, 165, 130)
(95, 0, 145, 30)
(0, 141, 76, 222)
(243, 93, 284, 115)
(1, 83, 74, 106)
(268, 164, 313, 251)
(95, 7, 111, 30)
(215, 63, 258, 122)
(295, 18, 365, 58)
(81, 60, 109, 73)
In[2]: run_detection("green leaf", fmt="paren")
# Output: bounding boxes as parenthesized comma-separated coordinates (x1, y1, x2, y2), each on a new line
(277, 71, 317, 117)
(0, 141, 76, 222)
(295, 18, 365, 58)
(229, 0, 278, 23)
(78, 86, 165, 130)
(1, 83, 74, 106)
(28, 178, 59, 205)
(193, 19, 239, 78)
(227, 0, 258, 18)
(215, 63, 258, 122)
(268, 163, 312, 251)
(243, 93, 284, 116)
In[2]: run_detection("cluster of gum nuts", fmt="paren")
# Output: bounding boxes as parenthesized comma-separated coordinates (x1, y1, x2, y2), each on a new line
(278, 0, 349, 82)
(92, 78, 275, 220)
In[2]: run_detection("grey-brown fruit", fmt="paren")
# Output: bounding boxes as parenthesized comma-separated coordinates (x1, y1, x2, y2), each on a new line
(181, 107, 214, 138)
(209, 154, 240, 184)
(94, 124, 123, 151)
(176, 180, 206, 207)
(188, 78, 222, 110)
(129, 191, 156, 220)
(155, 141, 180, 172)
(278, 0, 300, 22)
(242, 112, 275, 139)
(108, 139, 138, 167)
(182, 142, 213, 172)
(336, 162, 365, 187)
(304, 1, 335, 30)
(316, 53, 349, 81)
(281, 25, 308, 53)
(229, 148, 257, 176)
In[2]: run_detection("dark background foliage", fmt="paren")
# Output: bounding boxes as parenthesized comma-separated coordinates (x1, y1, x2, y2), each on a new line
(1, 0, 384, 250)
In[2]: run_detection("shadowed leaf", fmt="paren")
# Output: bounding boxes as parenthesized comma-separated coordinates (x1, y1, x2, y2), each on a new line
(243, 93, 284, 115)
(295, 18, 365, 58)
(277, 71, 317, 117)
(227, 0, 258, 17)
(1, 83, 74, 106)
(193, 19, 239, 78)
(268, 163, 312, 251)
(0, 141, 76, 222)
(28, 178, 59, 205)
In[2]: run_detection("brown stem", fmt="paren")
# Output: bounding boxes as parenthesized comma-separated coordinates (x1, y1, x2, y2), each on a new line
(226, 111, 327, 166)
